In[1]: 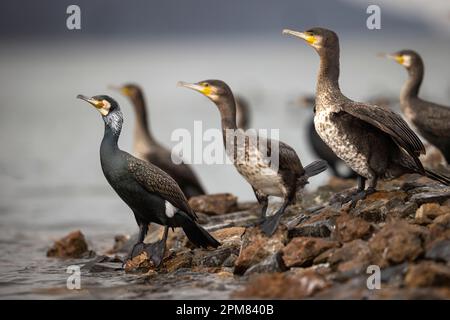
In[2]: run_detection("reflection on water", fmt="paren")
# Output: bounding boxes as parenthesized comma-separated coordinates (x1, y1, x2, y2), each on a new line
(1, 36, 449, 298)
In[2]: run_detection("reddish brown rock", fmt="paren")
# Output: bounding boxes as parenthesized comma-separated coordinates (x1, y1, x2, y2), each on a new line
(47, 230, 92, 259)
(188, 193, 238, 215)
(334, 213, 372, 242)
(415, 203, 450, 224)
(369, 221, 426, 267)
(163, 251, 194, 273)
(327, 239, 373, 273)
(234, 227, 287, 275)
(282, 237, 338, 268)
(405, 261, 450, 288)
(351, 190, 408, 222)
(233, 271, 329, 299)
(428, 213, 450, 242)
(124, 251, 155, 273)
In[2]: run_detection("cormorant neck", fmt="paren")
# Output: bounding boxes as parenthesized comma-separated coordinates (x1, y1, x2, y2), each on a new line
(101, 111, 123, 152)
(316, 48, 343, 106)
(216, 96, 238, 133)
(400, 63, 423, 103)
(130, 94, 155, 151)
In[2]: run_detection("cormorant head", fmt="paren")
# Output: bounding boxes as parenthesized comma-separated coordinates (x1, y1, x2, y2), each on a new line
(77, 94, 123, 135)
(384, 50, 422, 70)
(282, 27, 339, 54)
(109, 83, 143, 101)
(177, 79, 233, 105)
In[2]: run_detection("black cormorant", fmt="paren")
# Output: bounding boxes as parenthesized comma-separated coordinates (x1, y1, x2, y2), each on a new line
(110, 83, 206, 198)
(178, 80, 327, 236)
(384, 50, 450, 163)
(77, 94, 219, 266)
(283, 27, 450, 207)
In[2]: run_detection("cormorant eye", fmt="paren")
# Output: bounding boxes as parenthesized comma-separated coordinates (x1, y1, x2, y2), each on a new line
(203, 83, 209, 87)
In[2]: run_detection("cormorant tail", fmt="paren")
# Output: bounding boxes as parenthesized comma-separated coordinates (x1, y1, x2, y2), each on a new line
(425, 169, 450, 186)
(181, 218, 220, 248)
(304, 159, 328, 178)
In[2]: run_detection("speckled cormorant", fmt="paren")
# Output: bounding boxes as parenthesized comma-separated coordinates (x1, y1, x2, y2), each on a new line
(178, 80, 327, 236)
(384, 50, 450, 163)
(110, 83, 206, 199)
(296, 94, 357, 179)
(235, 95, 251, 130)
(77, 94, 219, 265)
(283, 27, 450, 206)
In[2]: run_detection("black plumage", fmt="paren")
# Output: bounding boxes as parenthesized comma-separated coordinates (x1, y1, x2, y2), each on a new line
(385, 50, 450, 163)
(283, 27, 450, 207)
(77, 94, 219, 266)
(178, 80, 327, 236)
(110, 84, 206, 198)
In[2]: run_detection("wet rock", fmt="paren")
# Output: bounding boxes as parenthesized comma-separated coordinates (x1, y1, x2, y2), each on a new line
(188, 193, 238, 215)
(288, 219, 334, 238)
(410, 189, 450, 206)
(282, 237, 338, 268)
(369, 220, 427, 268)
(193, 247, 237, 268)
(351, 191, 408, 222)
(334, 213, 372, 242)
(389, 201, 418, 219)
(233, 271, 329, 299)
(415, 203, 450, 224)
(405, 261, 450, 288)
(47, 230, 94, 259)
(163, 251, 194, 273)
(106, 234, 130, 254)
(82, 255, 123, 273)
(124, 252, 155, 273)
(425, 238, 450, 263)
(326, 239, 373, 274)
(379, 262, 408, 287)
(244, 252, 287, 275)
(234, 227, 287, 275)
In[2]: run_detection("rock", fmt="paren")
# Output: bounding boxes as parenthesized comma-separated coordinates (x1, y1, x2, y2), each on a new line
(106, 234, 130, 254)
(47, 230, 94, 259)
(410, 189, 450, 206)
(351, 190, 408, 222)
(192, 247, 237, 268)
(369, 220, 426, 268)
(415, 203, 450, 224)
(428, 213, 450, 242)
(211, 227, 245, 246)
(163, 251, 194, 273)
(233, 271, 329, 299)
(81, 255, 123, 273)
(282, 237, 338, 268)
(327, 239, 373, 274)
(405, 261, 450, 288)
(188, 193, 238, 215)
(124, 251, 155, 273)
(425, 238, 450, 263)
(234, 227, 287, 275)
(389, 201, 418, 219)
(334, 213, 372, 242)
(222, 254, 238, 267)
(288, 219, 334, 238)
(244, 252, 287, 275)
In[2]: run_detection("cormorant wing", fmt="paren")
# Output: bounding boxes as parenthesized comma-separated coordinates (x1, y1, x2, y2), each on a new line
(342, 102, 426, 157)
(126, 154, 198, 220)
(265, 138, 304, 174)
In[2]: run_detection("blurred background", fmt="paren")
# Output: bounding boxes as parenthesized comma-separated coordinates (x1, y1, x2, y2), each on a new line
(0, 0, 449, 297)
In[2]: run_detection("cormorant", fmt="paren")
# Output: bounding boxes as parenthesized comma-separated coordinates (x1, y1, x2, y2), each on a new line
(296, 94, 357, 179)
(110, 83, 206, 198)
(283, 27, 450, 207)
(178, 80, 327, 236)
(77, 94, 220, 266)
(384, 50, 450, 163)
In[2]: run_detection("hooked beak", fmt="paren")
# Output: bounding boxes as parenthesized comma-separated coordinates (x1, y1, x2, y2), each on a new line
(77, 94, 109, 116)
(177, 81, 211, 96)
(282, 29, 316, 44)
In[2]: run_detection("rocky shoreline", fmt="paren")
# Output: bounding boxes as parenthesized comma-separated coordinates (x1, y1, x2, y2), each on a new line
(47, 173, 450, 299)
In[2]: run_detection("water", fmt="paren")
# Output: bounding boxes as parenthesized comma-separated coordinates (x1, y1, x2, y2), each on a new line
(0, 35, 449, 298)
